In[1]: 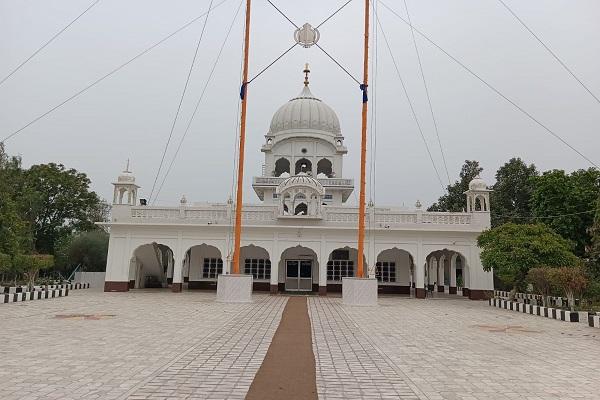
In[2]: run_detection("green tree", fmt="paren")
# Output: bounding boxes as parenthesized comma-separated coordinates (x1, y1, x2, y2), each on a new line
(550, 266, 588, 311)
(530, 168, 600, 256)
(527, 266, 554, 306)
(0, 253, 15, 284)
(491, 158, 538, 227)
(56, 231, 109, 273)
(21, 163, 105, 254)
(586, 195, 600, 278)
(14, 254, 54, 290)
(428, 160, 482, 212)
(477, 223, 579, 291)
(0, 143, 31, 256)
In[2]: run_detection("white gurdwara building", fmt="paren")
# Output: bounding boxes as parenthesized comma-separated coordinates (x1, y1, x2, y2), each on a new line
(102, 76, 494, 299)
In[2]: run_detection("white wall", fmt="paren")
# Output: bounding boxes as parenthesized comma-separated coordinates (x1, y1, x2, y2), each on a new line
(74, 271, 105, 288)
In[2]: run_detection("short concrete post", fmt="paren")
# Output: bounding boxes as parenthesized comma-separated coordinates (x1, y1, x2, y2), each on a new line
(342, 277, 377, 306)
(216, 274, 253, 303)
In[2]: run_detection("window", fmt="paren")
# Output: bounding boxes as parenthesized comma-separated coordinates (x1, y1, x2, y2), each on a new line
(274, 158, 290, 177)
(244, 259, 271, 280)
(324, 194, 333, 200)
(272, 193, 278, 199)
(327, 260, 354, 281)
(376, 261, 396, 282)
(295, 158, 312, 175)
(202, 258, 223, 279)
(317, 158, 333, 177)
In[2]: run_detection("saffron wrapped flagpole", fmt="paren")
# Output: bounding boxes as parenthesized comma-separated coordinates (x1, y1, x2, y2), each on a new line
(357, 0, 370, 278)
(343, 0, 377, 307)
(232, 0, 252, 275)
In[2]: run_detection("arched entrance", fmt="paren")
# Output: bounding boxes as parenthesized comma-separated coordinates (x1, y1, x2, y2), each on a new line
(129, 243, 174, 289)
(186, 244, 223, 290)
(240, 245, 271, 292)
(279, 246, 318, 292)
(375, 248, 414, 294)
(424, 249, 469, 296)
(326, 246, 366, 293)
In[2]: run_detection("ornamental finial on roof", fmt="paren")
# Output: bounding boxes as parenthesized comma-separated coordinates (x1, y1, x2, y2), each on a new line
(303, 63, 310, 86)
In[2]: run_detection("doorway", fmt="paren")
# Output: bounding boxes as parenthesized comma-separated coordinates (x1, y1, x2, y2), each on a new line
(285, 260, 312, 291)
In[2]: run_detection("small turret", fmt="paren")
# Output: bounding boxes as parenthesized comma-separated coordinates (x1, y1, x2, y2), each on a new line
(112, 160, 140, 206)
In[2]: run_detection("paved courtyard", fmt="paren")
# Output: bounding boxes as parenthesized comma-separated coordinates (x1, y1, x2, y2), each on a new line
(1, 290, 599, 399)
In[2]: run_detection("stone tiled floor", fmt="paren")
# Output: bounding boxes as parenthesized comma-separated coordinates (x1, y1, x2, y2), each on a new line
(2, 291, 600, 400)
(309, 297, 422, 400)
(340, 295, 600, 400)
(0, 290, 286, 400)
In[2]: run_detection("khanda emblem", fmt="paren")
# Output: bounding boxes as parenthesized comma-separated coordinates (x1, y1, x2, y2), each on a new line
(294, 23, 320, 48)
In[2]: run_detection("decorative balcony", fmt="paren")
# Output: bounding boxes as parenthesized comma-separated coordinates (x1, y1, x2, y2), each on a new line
(252, 176, 354, 201)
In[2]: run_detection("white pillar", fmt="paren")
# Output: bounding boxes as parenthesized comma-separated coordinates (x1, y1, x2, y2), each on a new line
(450, 255, 457, 287)
(415, 243, 426, 298)
(438, 258, 445, 292)
(318, 238, 327, 295)
(271, 236, 279, 294)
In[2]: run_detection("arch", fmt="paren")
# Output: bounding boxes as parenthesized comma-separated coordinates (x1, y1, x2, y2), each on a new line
(294, 202, 308, 215)
(376, 247, 414, 294)
(186, 244, 223, 290)
(130, 243, 174, 289)
(424, 249, 470, 295)
(278, 245, 319, 292)
(316, 158, 333, 177)
(325, 246, 366, 292)
(240, 245, 271, 291)
(295, 158, 312, 175)
(274, 157, 290, 177)
(474, 197, 483, 211)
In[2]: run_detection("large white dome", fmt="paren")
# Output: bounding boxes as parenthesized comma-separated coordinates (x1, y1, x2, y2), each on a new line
(268, 85, 341, 136)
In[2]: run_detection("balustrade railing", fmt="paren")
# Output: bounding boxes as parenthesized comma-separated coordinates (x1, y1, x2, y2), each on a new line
(253, 176, 354, 186)
(128, 206, 473, 226)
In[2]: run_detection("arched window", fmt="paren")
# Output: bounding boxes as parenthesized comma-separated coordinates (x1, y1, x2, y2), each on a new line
(295, 158, 312, 175)
(274, 158, 290, 177)
(316, 158, 333, 177)
(474, 197, 482, 211)
(294, 203, 308, 215)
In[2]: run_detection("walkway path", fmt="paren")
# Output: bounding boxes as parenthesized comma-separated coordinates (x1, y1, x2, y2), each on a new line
(246, 297, 317, 400)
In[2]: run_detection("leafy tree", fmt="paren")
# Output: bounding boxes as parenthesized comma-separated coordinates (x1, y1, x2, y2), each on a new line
(56, 231, 109, 273)
(586, 195, 600, 278)
(477, 223, 579, 291)
(21, 163, 105, 254)
(491, 158, 538, 227)
(527, 266, 554, 306)
(0, 143, 31, 256)
(550, 266, 588, 311)
(531, 168, 600, 256)
(0, 253, 16, 285)
(428, 160, 482, 212)
(14, 254, 54, 290)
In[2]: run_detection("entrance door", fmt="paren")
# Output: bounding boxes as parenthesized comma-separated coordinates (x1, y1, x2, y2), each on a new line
(285, 260, 312, 291)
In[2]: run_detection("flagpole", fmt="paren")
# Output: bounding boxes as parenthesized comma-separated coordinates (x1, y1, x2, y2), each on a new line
(356, 0, 370, 278)
(232, 0, 252, 274)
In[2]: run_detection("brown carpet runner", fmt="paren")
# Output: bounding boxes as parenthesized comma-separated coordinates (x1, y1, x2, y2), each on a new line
(246, 297, 318, 400)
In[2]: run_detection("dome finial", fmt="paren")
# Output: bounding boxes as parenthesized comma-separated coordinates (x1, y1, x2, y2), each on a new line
(303, 63, 310, 86)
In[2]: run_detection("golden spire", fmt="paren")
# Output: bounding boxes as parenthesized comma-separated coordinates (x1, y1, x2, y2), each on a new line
(303, 63, 310, 86)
